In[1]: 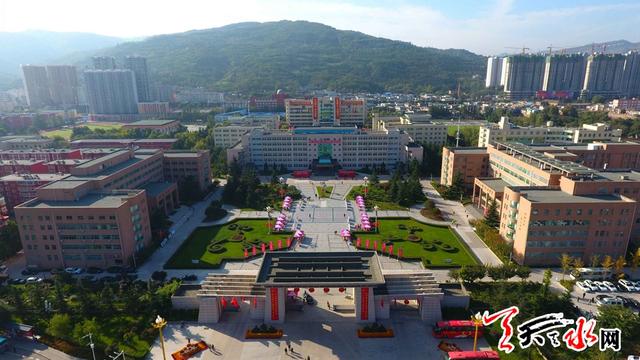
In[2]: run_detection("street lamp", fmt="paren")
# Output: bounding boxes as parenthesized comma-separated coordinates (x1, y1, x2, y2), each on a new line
(81, 333, 96, 360)
(363, 176, 369, 198)
(373, 205, 379, 233)
(153, 315, 167, 360)
(472, 312, 483, 352)
(266, 206, 273, 234)
(279, 177, 285, 186)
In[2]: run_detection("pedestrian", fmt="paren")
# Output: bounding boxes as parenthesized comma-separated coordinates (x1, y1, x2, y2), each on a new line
(187, 338, 191, 344)
(284, 348, 288, 356)
(327, 301, 331, 309)
(582, 292, 586, 300)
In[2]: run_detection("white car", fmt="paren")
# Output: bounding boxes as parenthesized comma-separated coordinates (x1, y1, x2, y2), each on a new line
(25, 276, 42, 283)
(593, 281, 609, 292)
(576, 281, 593, 293)
(602, 281, 617, 292)
(64, 267, 83, 274)
(596, 296, 624, 306)
(618, 279, 638, 292)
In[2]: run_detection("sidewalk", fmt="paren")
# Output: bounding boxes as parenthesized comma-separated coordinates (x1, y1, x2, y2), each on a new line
(421, 180, 503, 266)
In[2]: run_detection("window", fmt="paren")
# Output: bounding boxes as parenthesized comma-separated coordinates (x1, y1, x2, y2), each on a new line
(66, 216, 72, 220)
(56, 216, 62, 220)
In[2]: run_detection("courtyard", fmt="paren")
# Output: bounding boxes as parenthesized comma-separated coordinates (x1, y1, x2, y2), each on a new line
(165, 219, 293, 269)
(353, 218, 478, 267)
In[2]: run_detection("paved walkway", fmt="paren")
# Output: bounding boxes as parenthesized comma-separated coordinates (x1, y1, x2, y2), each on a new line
(421, 180, 503, 266)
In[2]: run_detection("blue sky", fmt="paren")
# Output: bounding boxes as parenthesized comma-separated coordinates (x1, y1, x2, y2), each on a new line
(0, 0, 638, 54)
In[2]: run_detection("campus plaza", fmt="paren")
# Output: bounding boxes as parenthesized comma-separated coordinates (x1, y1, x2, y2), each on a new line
(149, 251, 491, 360)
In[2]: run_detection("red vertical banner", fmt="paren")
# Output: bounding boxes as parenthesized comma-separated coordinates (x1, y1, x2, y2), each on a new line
(270, 288, 279, 321)
(334, 97, 341, 120)
(360, 287, 369, 320)
(312, 97, 319, 121)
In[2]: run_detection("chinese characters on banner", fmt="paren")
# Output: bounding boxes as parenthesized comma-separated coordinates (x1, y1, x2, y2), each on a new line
(482, 306, 621, 353)
(270, 288, 279, 321)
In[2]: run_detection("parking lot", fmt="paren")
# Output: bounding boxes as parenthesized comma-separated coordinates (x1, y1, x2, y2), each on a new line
(570, 278, 640, 317)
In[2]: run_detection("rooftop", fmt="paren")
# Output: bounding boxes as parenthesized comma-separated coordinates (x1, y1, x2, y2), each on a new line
(143, 181, 176, 196)
(123, 119, 178, 126)
(494, 142, 595, 176)
(475, 178, 509, 192)
(18, 190, 143, 209)
(40, 179, 89, 190)
(256, 251, 384, 287)
(518, 188, 633, 204)
(447, 147, 487, 154)
(0, 173, 67, 182)
(163, 151, 203, 158)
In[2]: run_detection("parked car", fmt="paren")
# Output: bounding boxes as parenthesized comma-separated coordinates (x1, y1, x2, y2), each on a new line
(595, 296, 624, 306)
(25, 276, 43, 284)
(593, 281, 609, 292)
(87, 267, 104, 274)
(8, 278, 26, 285)
(616, 296, 640, 309)
(64, 267, 84, 274)
(576, 281, 593, 293)
(0, 264, 7, 272)
(602, 281, 617, 292)
(618, 279, 638, 292)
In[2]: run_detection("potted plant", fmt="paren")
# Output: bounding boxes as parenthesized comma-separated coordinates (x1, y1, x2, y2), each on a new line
(245, 323, 284, 339)
(357, 322, 394, 338)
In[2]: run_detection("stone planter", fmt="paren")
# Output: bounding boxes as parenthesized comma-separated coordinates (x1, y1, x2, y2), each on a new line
(245, 329, 283, 339)
(357, 329, 394, 338)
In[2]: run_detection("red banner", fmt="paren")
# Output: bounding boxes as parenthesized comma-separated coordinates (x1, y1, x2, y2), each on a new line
(335, 97, 341, 120)
(361, 287, 369, 320)
(271, 288, 279, 321)
(312, 97, 319, 120)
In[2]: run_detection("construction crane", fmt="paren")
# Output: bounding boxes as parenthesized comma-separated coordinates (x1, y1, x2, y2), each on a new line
(505, 46, 530, 54)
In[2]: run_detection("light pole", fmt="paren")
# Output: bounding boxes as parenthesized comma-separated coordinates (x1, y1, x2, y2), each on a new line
(153, 315, 167, 360)
(109, 350, 126, 360)
(472, 312, 483, 352)
(373, 205, 379, 233)
(363, 176, 369, 198)
(266, 206, 273, 234)
(81, 333, 96, 360)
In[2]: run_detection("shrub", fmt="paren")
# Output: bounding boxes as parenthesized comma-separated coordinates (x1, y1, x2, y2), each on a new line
(422, 243, 436, 251)
(228, 223, 238, 230)
(362, 323, 387, 332)
(231, 234, 245, 242)
(398, 224, 407, 230)
(151, 271, 167, 281)
(240, 226, 253, 232)
(407, 235, 421, 242)
(206, 243, 226, 254)
(438, 244, 458, 253)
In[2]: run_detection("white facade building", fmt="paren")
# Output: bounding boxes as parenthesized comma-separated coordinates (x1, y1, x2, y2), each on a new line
(373, 114, 447, 146)
(227, 127, 422, 171)
(478, 117, 622, 147)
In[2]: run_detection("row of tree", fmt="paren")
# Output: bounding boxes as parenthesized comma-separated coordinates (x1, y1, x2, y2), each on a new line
(449, 263, 531, 284)
(559, 250, 640, 280)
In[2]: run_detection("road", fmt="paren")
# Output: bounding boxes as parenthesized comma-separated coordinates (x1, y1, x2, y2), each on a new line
(421, 180, 503, 266)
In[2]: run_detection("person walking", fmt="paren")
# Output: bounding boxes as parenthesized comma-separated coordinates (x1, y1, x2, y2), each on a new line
(284, 347, 288, 356)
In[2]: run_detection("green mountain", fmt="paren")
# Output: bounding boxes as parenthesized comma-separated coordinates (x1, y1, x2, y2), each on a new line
(92, 21, 485, 93)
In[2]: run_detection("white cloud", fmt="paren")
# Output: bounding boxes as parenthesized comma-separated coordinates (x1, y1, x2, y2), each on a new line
(0, 0, 637, 54)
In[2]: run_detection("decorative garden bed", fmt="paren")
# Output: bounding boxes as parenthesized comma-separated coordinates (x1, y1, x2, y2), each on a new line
(357, 323, 394, 338)
(245, 324, 283, 339)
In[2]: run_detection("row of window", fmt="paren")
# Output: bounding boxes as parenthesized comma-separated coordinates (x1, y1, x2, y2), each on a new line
(531, 208, 632, 217)
(60, 235, 120, 240)
(529, 220, 590, 227)
(61, 244, 121, 250)
(527, 230, 589, 238)
(528, 240, 585, 248)
(57, 223, 119, 230)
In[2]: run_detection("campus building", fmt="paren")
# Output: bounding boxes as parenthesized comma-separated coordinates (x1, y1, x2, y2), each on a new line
(121, 119, 181, 134)
(14, 148, 212, 269)
(373, 114, 448, 146)
(477, 116, 622, 147)
(212, 126, 253, 149)
(285, 97, 366, 127)
(0, 136, 54, 150)
(442, 141, 640, 265)
(70, 138, 178, 150)
(227, 127, 422, 172)
(0, 173, 69, 212)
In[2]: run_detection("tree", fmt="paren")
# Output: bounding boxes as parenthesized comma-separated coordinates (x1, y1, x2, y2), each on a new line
(597, 306, 640, 355)
(590, 254, 600, 268)
(0, 221, 21, 260)
(448, 269, 461, 283)
(178, 176, 203, 204)
(573, 257, 584, 271)
(486, 265, 505, 282)
(541, 269, 552, 297)
(631, 248, 640, 277)
(72, 319, 100, 345)
(614, 256, 626, 279)
(459, 265, 486, 284)
(560, 253, 573, 280)
(483, 200, 500, 228)
(369, 168, 379, 185)
(601, 255, 614, 275)
(515, 265, 531, 282)
(444, 172, 465, 200)
(48, 314, 73, 341)
(591, 95, 605, 104)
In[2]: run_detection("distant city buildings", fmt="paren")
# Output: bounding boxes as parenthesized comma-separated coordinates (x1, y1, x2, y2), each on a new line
(487, 51, 640, 100)
(92, 56, 117, 70)
(21, 65, 80, 109)
(124, 56, 151, 102)
(175, 88, 224, 104)
(84, 69, 139, 115)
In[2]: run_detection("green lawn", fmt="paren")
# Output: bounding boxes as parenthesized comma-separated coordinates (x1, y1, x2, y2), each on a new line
(41, 122, 123, 140)
(316, 186, 333, 198)
(353, 218, 477, 267)
(165, 219, 292, 269)
(346, 185, 408, 210)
